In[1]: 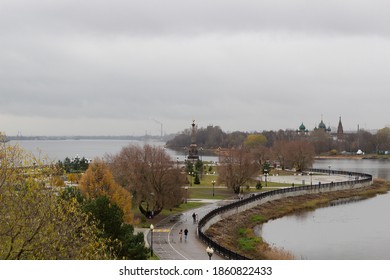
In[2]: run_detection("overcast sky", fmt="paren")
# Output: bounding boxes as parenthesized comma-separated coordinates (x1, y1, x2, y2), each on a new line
(1, 0, 389, 136)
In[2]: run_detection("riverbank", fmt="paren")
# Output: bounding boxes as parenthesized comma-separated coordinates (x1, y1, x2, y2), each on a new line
(205, 179, 390, 260)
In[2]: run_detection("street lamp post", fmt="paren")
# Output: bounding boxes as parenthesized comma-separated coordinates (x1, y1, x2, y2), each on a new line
(328, 165, 331, 175)
(310, 172, 313, 186)
(150, 224, 154, 257)
(206, 246, 214, 260)
(190, 171, 193, 186)
(264, 169, 268, 187)
(184, 186, 188, 204)
(211, 180, 216, 197)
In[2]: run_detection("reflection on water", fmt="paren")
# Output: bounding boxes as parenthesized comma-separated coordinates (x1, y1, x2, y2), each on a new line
(328, 196, 364, 207)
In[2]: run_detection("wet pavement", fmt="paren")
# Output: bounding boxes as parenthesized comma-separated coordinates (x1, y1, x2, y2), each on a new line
(148, 200, 227, 260)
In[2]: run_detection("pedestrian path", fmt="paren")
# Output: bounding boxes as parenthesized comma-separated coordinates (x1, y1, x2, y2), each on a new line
(265, 174, 351, 186)
(147, 200, 227, 260)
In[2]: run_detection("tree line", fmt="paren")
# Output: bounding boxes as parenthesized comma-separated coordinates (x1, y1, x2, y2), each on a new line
(167, 124, 390, 195)
(166, 125, 390, 155)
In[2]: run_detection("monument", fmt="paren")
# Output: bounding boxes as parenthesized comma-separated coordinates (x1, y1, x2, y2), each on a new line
(187, 120, 199, 160)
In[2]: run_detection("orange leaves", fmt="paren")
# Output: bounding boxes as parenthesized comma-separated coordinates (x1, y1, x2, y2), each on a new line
(79, 158, 133, 224)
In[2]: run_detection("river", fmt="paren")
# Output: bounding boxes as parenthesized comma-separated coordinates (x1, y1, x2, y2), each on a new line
(257, 159, 390, 260)
(9, 139, 218, 163)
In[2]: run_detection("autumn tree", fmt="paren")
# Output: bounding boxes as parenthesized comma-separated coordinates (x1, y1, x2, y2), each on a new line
(79, 158, 133, 224)
(377, 127, 390, 152)
(285, 140, 315, 171)
(0, 135, 112, 259)
(243, 134, 267, 149)
(358, 130, 376, 153)
(244, 134, 270, 167)
(109, 144, 185, 218)
(166, 125, 226, 148)
(310, 129, 331, 154)
(218, 147, 260, 194)
(272, 140, 289, 170)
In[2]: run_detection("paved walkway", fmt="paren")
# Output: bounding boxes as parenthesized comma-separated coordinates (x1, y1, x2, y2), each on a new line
(147, 200, 229, 260)
(145, 174, 351, 260)
(265, 173, 354, 186)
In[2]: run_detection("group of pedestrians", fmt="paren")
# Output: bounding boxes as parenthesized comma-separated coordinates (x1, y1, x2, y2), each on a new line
(178, 212, 198, 242)
(178, 228, 188, 242)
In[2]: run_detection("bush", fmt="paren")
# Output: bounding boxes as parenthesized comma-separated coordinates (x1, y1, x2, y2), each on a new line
(194, 173, 200, 185)
(238, 237, 262, 251)
(251, 214, 266, 223)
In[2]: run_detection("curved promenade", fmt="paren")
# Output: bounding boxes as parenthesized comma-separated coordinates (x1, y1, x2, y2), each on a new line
(197, 169, 373, 260)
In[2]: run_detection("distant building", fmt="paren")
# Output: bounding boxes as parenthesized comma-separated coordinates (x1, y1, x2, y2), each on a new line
(314, 117, 331, 133)
(296, 116, 346, 144)
(333, 116, 346, 151)
(296, 116, 332, 136)
(337, 116, 344, 139)
(296, 122, 309, 136)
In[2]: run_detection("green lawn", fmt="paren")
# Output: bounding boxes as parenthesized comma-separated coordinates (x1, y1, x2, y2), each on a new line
(135, 168, 294, 227)
(187, 187, 232, 200)
(187, 173, 218, 187)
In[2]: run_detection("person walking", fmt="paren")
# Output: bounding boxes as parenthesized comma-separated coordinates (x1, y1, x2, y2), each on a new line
(192, 213, 196, 223)
(184, 228, 189, 241)
(179, 229, 183, 242)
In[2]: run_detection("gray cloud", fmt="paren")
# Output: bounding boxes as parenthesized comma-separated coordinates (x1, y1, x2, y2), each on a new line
(1, 0, 389, 135)
(2, 1, 390, 36)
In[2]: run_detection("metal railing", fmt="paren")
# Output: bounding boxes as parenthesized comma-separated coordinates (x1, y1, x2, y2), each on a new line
(197, 169, 372, 260)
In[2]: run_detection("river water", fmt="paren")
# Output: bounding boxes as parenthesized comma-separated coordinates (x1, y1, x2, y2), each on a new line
(257, 159, 390, 260)
(9, 139, 218, 163)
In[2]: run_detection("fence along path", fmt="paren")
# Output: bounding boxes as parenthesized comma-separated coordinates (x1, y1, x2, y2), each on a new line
(197, 169, 373, 260)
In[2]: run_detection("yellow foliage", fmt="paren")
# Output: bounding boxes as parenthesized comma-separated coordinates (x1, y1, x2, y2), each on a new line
(244, 134, 267, 148)
(79, 158, 133, 224)
(51, 175, 65, 187)
(67, 173, 79, 184)
(0, 138, 113, 259)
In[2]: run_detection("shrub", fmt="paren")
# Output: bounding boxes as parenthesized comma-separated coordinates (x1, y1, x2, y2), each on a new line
(251, 214, 266, 223)
(238, 237, 262, 251)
